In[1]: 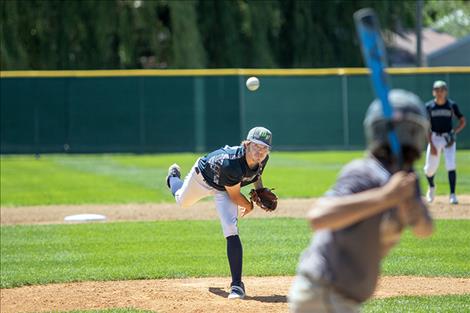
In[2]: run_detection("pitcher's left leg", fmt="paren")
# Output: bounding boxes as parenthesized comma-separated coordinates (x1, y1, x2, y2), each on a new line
(214, 191, 245, 299)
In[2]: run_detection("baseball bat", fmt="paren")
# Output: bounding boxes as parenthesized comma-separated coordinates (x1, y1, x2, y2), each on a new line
(354, 8, 402, 165)
(354, 8, 424, 204)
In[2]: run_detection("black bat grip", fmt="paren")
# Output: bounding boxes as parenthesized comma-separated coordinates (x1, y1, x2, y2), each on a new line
(408, 167, 423, 201)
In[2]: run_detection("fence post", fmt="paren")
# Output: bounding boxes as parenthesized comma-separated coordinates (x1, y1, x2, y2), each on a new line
(64, 77, 71, 153)
(342, 75, 350, 149)
(138, 77, 146, 153)
(194, 77, 206, 152)
(238, 75, 246, 140)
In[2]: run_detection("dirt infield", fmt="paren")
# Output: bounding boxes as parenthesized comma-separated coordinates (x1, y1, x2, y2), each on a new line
(1, 196, 469, 312)
(1, 276, 470, 313)
(1, 195, 469, 225)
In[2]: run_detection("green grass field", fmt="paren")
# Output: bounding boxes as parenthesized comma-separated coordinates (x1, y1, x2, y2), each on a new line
(1, 150, 469, 206)
(1, 151, 469, 312)
(55, 295, 470, 313)
(1, 219, 469, 288)
(363, 295, 470, 312)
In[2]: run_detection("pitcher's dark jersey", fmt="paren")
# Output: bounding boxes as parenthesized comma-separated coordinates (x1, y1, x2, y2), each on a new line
(198, 145, 268, 191)
(425, 99, 463, 133)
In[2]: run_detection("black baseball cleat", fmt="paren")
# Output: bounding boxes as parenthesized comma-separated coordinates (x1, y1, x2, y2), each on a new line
(228, 282, 245, 299)
(166, 163, 181, 188)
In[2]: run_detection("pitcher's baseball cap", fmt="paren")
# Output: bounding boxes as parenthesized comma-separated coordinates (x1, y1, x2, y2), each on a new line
(246, 127, 272, 148)
(433, 80, 447, 89)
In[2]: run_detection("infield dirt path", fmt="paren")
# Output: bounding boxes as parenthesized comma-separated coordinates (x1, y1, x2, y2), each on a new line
(1, 196, 469, 312)
(1, 195, 470, 225)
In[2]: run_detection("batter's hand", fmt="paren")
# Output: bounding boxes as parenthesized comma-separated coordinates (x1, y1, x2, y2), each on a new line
(385, 171, 417, 203)
(240, 201, 254, 217)
(430, 143, 437, 155)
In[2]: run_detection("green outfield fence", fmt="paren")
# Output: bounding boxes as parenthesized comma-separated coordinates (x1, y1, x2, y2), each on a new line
(1, 67, 469, 153)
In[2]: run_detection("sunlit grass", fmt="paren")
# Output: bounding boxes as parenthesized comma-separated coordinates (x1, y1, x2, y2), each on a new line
(2, 151, 468, 206)
(1, 219, 468, 288)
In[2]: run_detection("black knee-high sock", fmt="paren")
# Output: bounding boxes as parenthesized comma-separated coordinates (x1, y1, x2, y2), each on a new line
(426, 175, 435, 188)
(226, 235, 243, 286)
(448, 170, 456, 194)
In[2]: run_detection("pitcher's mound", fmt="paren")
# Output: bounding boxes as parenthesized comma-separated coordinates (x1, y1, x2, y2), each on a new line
(2, 276, 470, 313)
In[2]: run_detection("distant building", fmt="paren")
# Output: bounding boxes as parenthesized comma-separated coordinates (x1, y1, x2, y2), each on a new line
(386, 28, 457, 67)
(427, 35, 470, 66)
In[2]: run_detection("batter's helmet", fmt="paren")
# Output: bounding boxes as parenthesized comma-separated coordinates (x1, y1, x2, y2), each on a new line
(364, 89, 429, 155)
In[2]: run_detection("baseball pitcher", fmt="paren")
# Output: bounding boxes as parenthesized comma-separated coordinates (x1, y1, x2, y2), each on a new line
(166, 126, 277, 299)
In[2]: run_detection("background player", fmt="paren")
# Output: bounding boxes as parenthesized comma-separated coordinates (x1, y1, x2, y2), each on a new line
(423, 80, 466, 205)
(288, 90, 433, 312)
(166, 126, 272, 299)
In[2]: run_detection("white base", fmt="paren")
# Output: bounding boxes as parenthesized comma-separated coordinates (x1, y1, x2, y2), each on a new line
(64, 214, 107, 222)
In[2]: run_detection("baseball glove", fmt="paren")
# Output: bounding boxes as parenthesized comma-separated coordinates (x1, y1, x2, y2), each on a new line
(443, 131, 455, 147)
(249, 188, 278, 212)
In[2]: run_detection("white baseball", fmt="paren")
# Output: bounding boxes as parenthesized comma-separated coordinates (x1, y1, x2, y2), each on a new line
(246, 76, 260, 91)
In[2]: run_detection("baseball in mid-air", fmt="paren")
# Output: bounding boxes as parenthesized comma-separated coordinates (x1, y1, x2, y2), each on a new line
(246, 76, 260, 91)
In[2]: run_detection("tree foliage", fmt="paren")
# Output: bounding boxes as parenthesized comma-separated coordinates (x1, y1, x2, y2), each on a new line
(423, 0, 470, 38)
(1, 0, 417, 70)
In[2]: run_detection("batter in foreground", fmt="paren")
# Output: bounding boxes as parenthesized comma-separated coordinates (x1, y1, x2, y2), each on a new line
(289, 90, 434, 313)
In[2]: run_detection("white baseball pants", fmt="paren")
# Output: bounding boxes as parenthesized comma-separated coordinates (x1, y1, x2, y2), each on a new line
(423, 132, 456, 177)
(288, 274, 360, 313)
(172, 160, 239, 238)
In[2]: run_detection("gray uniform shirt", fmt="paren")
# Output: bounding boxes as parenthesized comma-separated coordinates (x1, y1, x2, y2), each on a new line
(297, 157, 394, 303)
